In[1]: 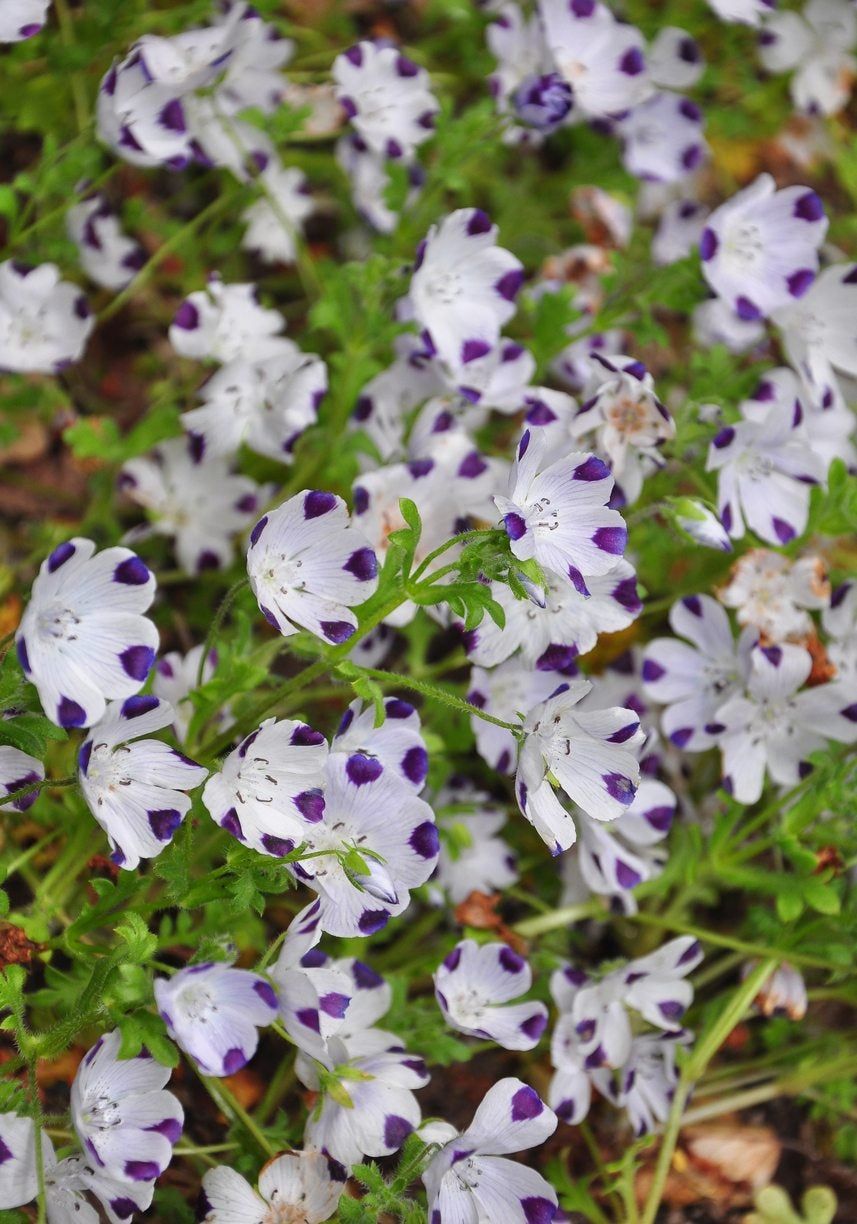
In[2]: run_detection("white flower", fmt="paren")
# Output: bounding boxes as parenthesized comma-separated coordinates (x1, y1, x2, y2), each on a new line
(773, 262, 857, 404)
(758, 0, 857, 116)
(121, 437, 264, 573)
(717, 643, 857, 803)
(332, 696, 428, 791)
(289, 754, 438, 937)
(593, 1031, 689, 1136)
(409, 208, 524, 370)
(642, 593, 757, 752)
(572, 354, 675, 504)
(823, 580, 857, 683)
(67, 193, 145, 291)
(200, 1150, 345, 1223)
(78, 695, 206, 869)
(718, 549, 830, 639)
(301, 1045, 429, 1167)
(487, 2, 562, 141)
(707, 0, 774, 24)
(422, 1078, 558, 1224)
(745, 960, 808, 1019)
(619, 92, 708, 184)
(169, 276, 291, 363)
(468, 656, 570, 774)
(333, 41, 438, 159)
(71, 1028, 183, 1183)
(700, 175, 827, 321)
(692, 296, 765, 352)
(336, 135, 423, 235)
(554, 936, 702, 1069)
(241, 161, 315, 263)
(744, 365, 857, 473)
(652, 199, 709, 266)
(561, 777, 675, 914)
(247, 490, 379, 646)
(202, 717, 328, 857)
(181, 346, 326, 461)
(0, 0, 50, 41)
(496, 427, 628, 589)
(0, 1113, 44, 1210)
(434, 940, 548, 1050)
(516, 678, 644, 854)
(0, 260, 93, 374)
(648, 26, 705, 89)
(539, 0, 650, 117)
(0, 744, 44, 812)
(154, 961, 278, 1077)
(669, 497, 732, 552)
(16, 538, 157, 729)
(434, 780, 518, 903)
(152, 644, 225, 743)
(706, 398, 826, 544)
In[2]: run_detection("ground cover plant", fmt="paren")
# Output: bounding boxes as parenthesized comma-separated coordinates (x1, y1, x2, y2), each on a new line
(1, 0, 857, 1220)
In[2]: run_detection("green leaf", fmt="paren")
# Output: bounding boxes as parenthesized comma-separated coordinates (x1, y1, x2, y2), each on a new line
(0, 714, 66, 757)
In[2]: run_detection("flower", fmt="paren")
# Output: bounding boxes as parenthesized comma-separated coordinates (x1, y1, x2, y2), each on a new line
(333, 42, 438, 159)
(746, 961, 808, 1019)
(181, 346, 327, 461)
(707, 0, 775, 24)
(642, 593, 757, 751)
(718, 549, 830, 639)
(669, 496, 732, 552)
(246, 490, 379, 645)
(0, 1114, 157, 1220)
(120, 436, 264, 573)
(540, 0, 650, 117)
(154, 961, 278, 1076)
(152, 644, 223, 743)
(593, 1031, 688, 1136)
(201, 717, 328, 856)
(561, 778, 675, 913)
(823, 580, 857, 683)
(241, 161, 315, 264)
(496, 428, 628, 591)
(693, 296, 765, 351)
(0, 1, 50, 41)
(773, 263, 857, 404)
(66, 192, 144, 291)
(169, 276, 291, 363)
(332, 696, 429, 792)
(97, 5, 290, 173)
(464, 563, 640, 671)
(758, 0, 857, 117)
(434, 940, 548, 1050)
(79, 695, 207, 869)
(716, 643, 857, 802)
(71, 1028, 183, 1183)
(648, 26, 705, 90)
(422, 1078, 558, 1224)
(744, 365, 857, 472)
(515, 679, 644, 854)
(652, 199, 709, 266)
(706, 398, 826, 545)
(199, 1150, 345, 1223)
(571, 354, 675, 503)
(0, 745, 44, 811)
(619, 92, 708, 184)
(16, 537, 158, 729)
(433, 780, 518, 903)
(469, 656, 570, 774)
(0, 260, 93, 373)
(700, 175, 827, 320)
(549, 1010, 595, 1126)
(270, 901, 357, 1063)
(487, 3, 560, 142)
(409, 208, 524, 370)
(289, 754, 439, 936)
(554, 936, 702, 1069)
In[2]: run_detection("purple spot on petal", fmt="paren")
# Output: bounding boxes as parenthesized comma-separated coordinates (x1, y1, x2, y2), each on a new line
(511, 1085, 543, 1121)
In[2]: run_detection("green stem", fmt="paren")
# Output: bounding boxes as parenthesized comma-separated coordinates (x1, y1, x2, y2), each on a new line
(198, 1072, 276, 1158)
(410, 528, 496, 584)
(639, 960, 776, 1224)
(348, 663, 520, 732)
(197, 579, 248, 688)
(3, 774, 77, 811)
(681, 1054, 857, 1125)
(97, 190, 239, 324)
(53, 0, 87, 133)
